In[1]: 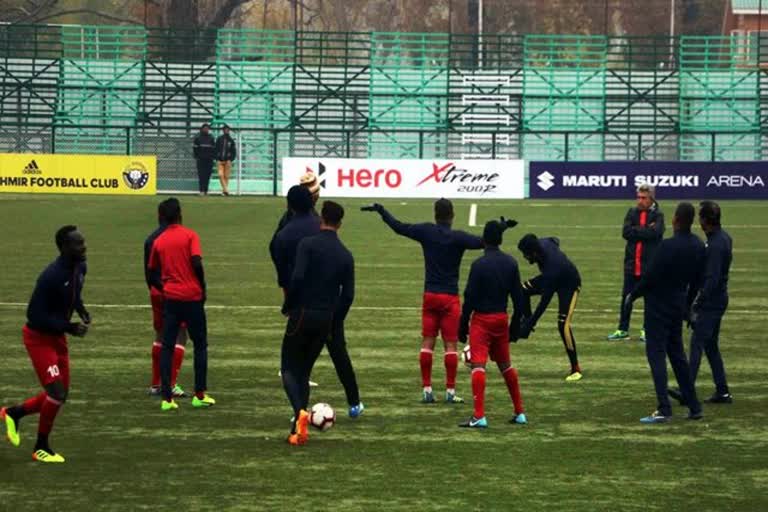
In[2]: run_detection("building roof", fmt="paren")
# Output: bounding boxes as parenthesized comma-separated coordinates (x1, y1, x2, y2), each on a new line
(732, 0, 767, 14)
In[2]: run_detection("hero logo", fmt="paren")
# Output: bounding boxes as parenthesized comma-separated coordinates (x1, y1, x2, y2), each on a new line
(417, 162, 500, 194)
(537, 171, 555, 191)
(336, 165, 402, 188)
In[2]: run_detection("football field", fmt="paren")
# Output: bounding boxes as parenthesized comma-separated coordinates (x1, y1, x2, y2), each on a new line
(0, 194, 766, 511)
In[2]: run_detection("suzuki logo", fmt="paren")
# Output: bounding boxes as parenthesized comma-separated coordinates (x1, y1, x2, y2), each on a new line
(537, 171, 555, 191)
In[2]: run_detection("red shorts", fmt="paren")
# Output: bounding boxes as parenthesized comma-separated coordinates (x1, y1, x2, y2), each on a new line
(151, 291, 186, 332)
(23, 325, 70, 388)
(422, 293, 460, 342)
(468, 313, 510, 365)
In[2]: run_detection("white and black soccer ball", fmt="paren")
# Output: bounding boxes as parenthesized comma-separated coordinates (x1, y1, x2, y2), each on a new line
(310, 403, 336, 431)
(461, 344, 472, 369)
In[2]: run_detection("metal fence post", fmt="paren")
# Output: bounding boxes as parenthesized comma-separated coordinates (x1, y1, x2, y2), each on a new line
(418, 131, 424, 159)
(564, 132, 570, 161)
(345, 130, 351, 158)
(637, 133, 642, 160)
(272, 129, 279, 197)
(711, 133, 716, 162)
(236, 131, 242, 196)
(492, 132, 497, 159)
(126, 127, 131, 155)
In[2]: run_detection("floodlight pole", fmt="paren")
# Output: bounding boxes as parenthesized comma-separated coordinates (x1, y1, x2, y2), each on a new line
(669, 0, 676, 65)
(478, 0, 483, 68)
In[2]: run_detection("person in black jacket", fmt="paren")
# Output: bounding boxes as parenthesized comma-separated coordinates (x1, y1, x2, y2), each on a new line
(608, 184, 665, 341)
(281, 201, 355, 446)
(625, 202, 704, 424)
(269, 171, 321, 268)
(193, 123, 215, 196)
(1, 226, 90, 463)
(670, 200, 733, 405)
(215, 125, 237, 196)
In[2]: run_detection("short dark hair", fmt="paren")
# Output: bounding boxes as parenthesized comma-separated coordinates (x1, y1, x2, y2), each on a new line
(483, 220, 504, 246)
(321, 200, 344, 226)
(699, 200, 721, 227)
(55, 225, 78, 249)
(159, 197, 182, 224)
(287, 185, 313, 214)
(201, 123, 210, 129)
(434, 198, 453, 224)
(675, 202, 695, 231)
(517, 233, 541, 257)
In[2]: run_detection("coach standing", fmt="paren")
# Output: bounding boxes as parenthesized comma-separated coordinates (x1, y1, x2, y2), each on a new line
(193, 123, 215, 196)
(608, 184, 664, 342)
(215, 124, 237, 196)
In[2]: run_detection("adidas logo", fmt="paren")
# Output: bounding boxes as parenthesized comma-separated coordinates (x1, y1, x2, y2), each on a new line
(22, 160, 42, 175)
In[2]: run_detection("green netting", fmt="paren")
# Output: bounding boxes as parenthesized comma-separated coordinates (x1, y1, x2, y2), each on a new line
(368, 33, 450, 157)
(522, 35, 607, 160)
(214, 30, 294, 194)
(679, 36, 761, 160)
(54, 25, 146, 154)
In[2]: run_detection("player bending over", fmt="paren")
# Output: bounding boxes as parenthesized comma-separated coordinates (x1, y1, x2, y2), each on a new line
(2, 226, 90, 463)
(517, 234, 584, 382)
(459, 220, 527, 429)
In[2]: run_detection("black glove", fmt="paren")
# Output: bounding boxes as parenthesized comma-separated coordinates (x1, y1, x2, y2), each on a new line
(508, 319, 521, 343)
(459, 319, 469, 344)
(66, 322, 88, 338)
(519, 318, 534, 339)
(79, 309, 91, 325)
(361, 203, 383, 213)
(499, 216, 518, 230)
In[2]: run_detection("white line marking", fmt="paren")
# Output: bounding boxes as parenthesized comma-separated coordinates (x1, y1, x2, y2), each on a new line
(0, 303, 763, 314)
(468, 203, 478, 227)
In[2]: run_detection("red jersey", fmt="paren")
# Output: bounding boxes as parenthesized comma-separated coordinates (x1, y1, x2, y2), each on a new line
(148, 224, 203, 301)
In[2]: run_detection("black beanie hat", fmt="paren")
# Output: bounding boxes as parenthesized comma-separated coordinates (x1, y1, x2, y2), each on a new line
(483, 220, 504, 246)
(287, 185, 313, 214)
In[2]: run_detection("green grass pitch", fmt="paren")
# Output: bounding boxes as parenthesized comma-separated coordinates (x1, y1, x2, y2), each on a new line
(0, 194, 766, 511)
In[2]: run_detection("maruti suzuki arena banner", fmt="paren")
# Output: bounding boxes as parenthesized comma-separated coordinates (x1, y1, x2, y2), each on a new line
(530, 161, 768, 199)
(282, 158, 525, 199)
(0, 153, 156, 195)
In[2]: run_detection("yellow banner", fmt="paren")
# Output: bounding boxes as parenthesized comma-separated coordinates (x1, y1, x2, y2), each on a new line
(0, 153, 157, 195)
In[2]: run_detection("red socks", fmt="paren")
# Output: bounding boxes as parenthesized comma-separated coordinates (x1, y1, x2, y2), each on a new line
(171, 344, 186, 387)
(151, 341, 162, 387)
(444, 352, 458, 390)
(502, 367, 524, 415)
(419, 349, 433, 388)
(152, 342, 186, 387)
(22, 392, 46, 415)
(38, 395, 62, 435)
(471, 368, 486, 418)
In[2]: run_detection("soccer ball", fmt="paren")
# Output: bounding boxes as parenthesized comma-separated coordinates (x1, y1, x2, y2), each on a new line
(310, 403, 335, 431)
(461, 344, 472, 369)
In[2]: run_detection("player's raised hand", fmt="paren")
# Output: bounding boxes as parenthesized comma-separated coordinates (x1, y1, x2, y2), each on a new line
(499, 216, 518, 229)
(360, 203, 383, 213)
